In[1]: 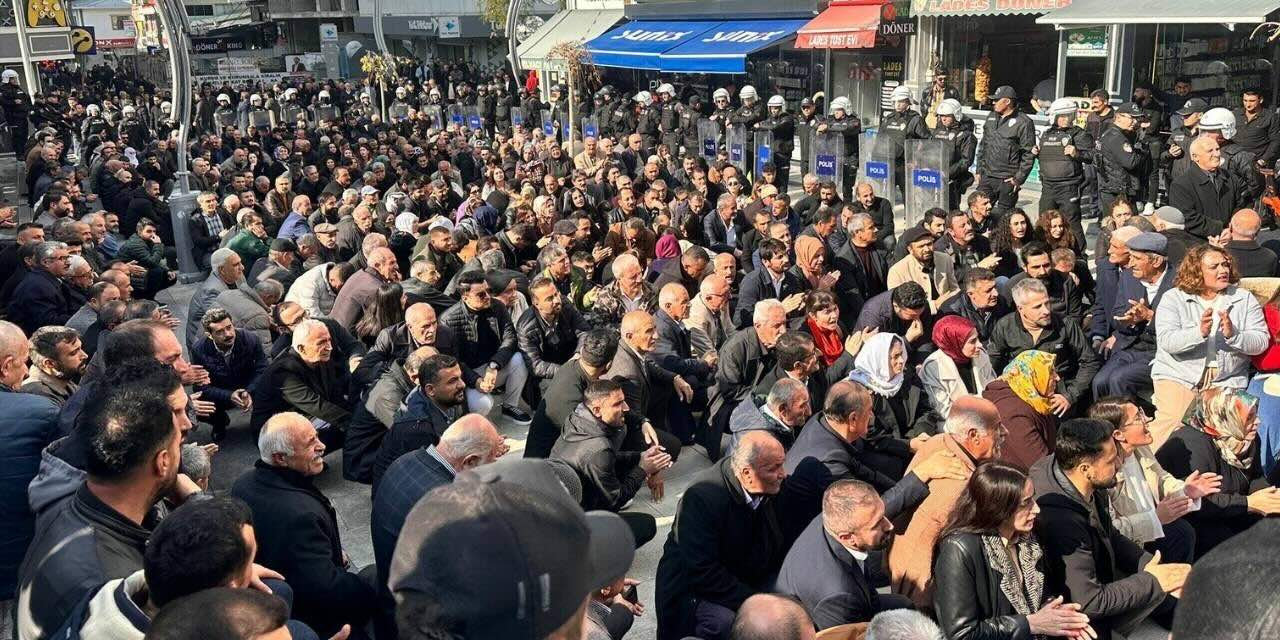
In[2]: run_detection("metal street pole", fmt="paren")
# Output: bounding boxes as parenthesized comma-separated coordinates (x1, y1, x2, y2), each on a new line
(11, 0, 41, 94)
(372, 0, 388, 122)
(506, 0, 523, 83)
(154, 0, 202, 282)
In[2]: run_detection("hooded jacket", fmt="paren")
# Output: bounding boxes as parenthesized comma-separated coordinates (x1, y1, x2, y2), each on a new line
(550, 403, 645, 512)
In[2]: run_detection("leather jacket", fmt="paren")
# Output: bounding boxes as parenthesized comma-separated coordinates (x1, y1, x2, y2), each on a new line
(933, 532, 1038, 640)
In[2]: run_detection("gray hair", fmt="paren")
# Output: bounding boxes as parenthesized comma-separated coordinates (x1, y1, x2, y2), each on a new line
(752, 298, 785, 325)
(477, 249, 506, 272)
(848, 212, 874, 234)
(297, 233, 319, 252)
(538, 243, 567, 268)
(409, 258, 434, 279)
(437, 415, 499, 462)
(291, 318, 327, 350)
(179, 443, 212, 481)
(67, 255, 90, 274)
(210, 248, 237, 272)
(254, 279, 284, 304)
(258, 415, 300, 464)
(1009, 276, 1048, 308)
(766, 377, 808, 413)
(34, 241, 67, 262)
(611, 253, 640, 279)
(716, 193, 736, 211)
(79, 212, 105, 225)
(865, 609, 944, 640)
(0, 320, 25, 361)
(944, 403, 993, 437)
(730, 431, 780, 470)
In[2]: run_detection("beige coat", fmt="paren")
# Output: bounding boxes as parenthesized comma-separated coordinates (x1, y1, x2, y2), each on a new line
(886, 252, 959, 313)
(685, 292, 734, 358)
(1110, 445, 1195, 545)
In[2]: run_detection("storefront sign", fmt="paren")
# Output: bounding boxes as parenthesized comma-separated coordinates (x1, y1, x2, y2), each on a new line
(407, 18, 438, 33)
(1066, 27, 1106, 58)
(912, 168, 943, 189)
(880, 19, 916, 36)
(797, 32, 876, 49)
(701, 29, 787, 44)
(192, 35, 246, 54)
(439, 17, 460, 38)
(910, 0, 1071, 16)
(610, 29, 695, 42)
(866, 161, 890, 180)
(70, 27, 97, 55)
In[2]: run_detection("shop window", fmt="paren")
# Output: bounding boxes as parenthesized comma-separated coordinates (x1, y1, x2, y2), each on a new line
(1139, 23, 1275, 109)
(185, 5, 214, 17)
(938, 14, 1058, 110)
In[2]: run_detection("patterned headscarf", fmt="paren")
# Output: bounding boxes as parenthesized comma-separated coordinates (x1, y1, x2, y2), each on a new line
(1182, 388, 1259, 470)
(1001, 350, 1057, 416)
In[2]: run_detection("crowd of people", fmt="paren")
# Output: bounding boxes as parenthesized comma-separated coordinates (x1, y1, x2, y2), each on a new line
(1, 56, 1280, 640)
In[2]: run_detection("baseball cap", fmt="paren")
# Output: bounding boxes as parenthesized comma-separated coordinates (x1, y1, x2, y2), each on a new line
(389, 458, 634, 639)
(1114, 102, 1149, 118)
(360, 185, 380, 197)
(991, 86, 1017, 102)
(1177, 98, 1209, 116)
(759, 184, 779, 198)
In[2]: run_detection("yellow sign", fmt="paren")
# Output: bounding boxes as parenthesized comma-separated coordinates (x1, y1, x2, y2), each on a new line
(70, 28, 95, 54)
(28, 0, 70, 28)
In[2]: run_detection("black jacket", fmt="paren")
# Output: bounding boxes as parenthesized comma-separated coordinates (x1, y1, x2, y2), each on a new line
(372, 391, 459, 491)
(517, 305, 589, 381)
(1002, 271, 1085, 327)
(1167, 164, 1239, 239)
(832, 241, 890, 305)
(1030, 456, 1164, 640)
(231, 462, 377, 637)
(937, 291, 1010, 344)
(1098, 126, 1149, 200)
(933, 119, 978, 182)
(1231, 106, 1280, 163)
(190, 329, 268, 406)
(976, 109, 1036, 183)
(188, 210, 234, 269)
(1037, 125, 1095, 184)
(653, 310, 713, 382)
(734, 266, 806, 329)
(342, 362, 415, 484)
(1154, 425, 1260, 556)
(250, 348, 353, 431)
(986, 313, 1100, 406)
(550, 403, 645, 512)
(526, 359, 595, 459)
(1225, 239, 1280, 278)
(399, 277, 457, 315)
(351, 321, 458, 392)
(848, 196, 895, 247)
(655, 457, 786, 640)
(605, 342, 675, 430)
(933, 532, 1040, 640)
(7, 268, 74, 335)
(438, 300, 518, 370)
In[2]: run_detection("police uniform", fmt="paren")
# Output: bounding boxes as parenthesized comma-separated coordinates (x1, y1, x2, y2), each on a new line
(636, 104, 660, 152)
(756, 109, 796, 189)
(1037, 123, 1095, 242)
(823, 114, 862, 200)
(795, 105, 820, 176)
(1098, 114, 1149, 213)
(659, 98, 684, 154)
(609, 100, 636, 142)
(0, 82, 31, 149)
(932, 117, 977, 211)
(680, 99, 704, 159)
(729, 101, 764, 177)
(214, 105, 238, 130)
(975, 105, 1036, 216)
(879, 106, 931, 197)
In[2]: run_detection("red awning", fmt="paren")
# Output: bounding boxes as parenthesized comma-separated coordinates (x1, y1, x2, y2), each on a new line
(796, 1, 883, 49)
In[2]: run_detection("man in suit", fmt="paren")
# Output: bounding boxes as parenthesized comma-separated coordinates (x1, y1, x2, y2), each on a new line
(518, 276, 591, 394)
(186, 248, 244, 352)
(248, 238, 299, 291)
(1168, 136, 1240, 240)
(655, 431, 788, 640)
(1092, 233, 1176, 399)
(371, 353, 470, 489)
(833, 212, 890, 311)
(6, 241, 75, 336)
(775, 480, 917, 630)
(703, 194, 747, 256)
(606, 310, 690, 454)
(685, 273, 734, 359)
(250, 319, 353, 450)
(653, 283, 716, 443)
(1224, 209, 1279, 277)
(734, 238, 806, 329)
(190, 191, 235, 269)
(231, 412, 377, 638)
(707, 299, 788, 461)
(190, 307, 267, 442)
(653, 246, 711, 299)
(886, 227, 958, 313)
(524, 329, 618, 459)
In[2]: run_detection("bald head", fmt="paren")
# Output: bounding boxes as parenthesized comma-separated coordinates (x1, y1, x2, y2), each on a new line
(947, 395, 1001, 432)
(0, 320, 30, 389)
(1231, 209, 1262, 240)
(729, 594, 815, 640)
(436, 414, 505, 471)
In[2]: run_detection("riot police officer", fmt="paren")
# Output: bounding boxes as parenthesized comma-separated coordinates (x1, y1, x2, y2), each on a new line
(1163, 97, 1206, 184)
(246, 94, 272, 130)
(155, 101, 178, 140)
(679, 94, 704, 159)
(118, 105, 151, 152)
(0, 68, 31, 151)
(81, 103, 113, 143)
(709, 87, 734, 143)
(817, 96, 861, 201)
(389, 86, 413, 123)
(311, 90, 341, 123)
(477, 83, 497, 135)
(975, 85, 1036, 217)
(634, 91, 660, 152)
(795, 97, 819, 176)
(656, 83, 684, 154)
(493, 83, 514, 134)
(608, 88, 636, 142)
(1098, 101, 1151, 213)
(521, 88, 545, 131)
(932, 98, 976, 211)
(879, 84, 931, 200)
(756, 95, 796, 189)
(1037, 97, 1095, 242)
(548, 84, 569, 139)
(213, 93, 238, 131)
(729, 85, 764, 178)
(1200, 107, 1262, 204)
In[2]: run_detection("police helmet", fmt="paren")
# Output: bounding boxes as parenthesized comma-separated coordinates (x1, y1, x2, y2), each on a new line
(830, 96, 851, 115)
(633, 91, 653, 106)
(767, 95, 785, 109)
(657, 83, 675, 96)
(739, 85, 757, 101)
(890, 85, 912, 103)
(1048, 97, 1079, 118)
(86, 104, 101, 116)
(1, 69, 18, 84)
(217, 93, 231, 104)
(713, 88, 730, 102)
(250, 94, 263, 105)
(1200, 107, 1237, 140)
(936, 99, 960, 118)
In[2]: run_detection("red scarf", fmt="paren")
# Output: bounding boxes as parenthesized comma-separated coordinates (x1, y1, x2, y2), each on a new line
(807, 317, 844, 366)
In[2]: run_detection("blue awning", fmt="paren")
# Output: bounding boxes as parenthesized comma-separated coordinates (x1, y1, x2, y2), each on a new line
(659, 19, 809, 74)
(584, 21, 718, 71)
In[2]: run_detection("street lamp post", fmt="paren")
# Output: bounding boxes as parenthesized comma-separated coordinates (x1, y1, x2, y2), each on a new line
(154, 0, 202, 282)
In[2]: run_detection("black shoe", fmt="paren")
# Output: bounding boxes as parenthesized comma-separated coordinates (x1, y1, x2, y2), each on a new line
(501, 405, 532, 424)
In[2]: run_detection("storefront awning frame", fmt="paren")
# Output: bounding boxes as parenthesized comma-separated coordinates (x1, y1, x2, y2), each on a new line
(1036, 0, 1280, 27)
(517, 8, 625, 69)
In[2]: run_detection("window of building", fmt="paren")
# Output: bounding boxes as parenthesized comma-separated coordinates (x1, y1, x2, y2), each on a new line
(185, 5, 214, 17)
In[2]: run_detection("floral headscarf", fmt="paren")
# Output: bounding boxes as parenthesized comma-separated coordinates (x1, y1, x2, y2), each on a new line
(1182, 388, 1259, 470)
(849, 333, 906, 397)
(1001, 350, 1057, 416)
(932, 314, 977, 364)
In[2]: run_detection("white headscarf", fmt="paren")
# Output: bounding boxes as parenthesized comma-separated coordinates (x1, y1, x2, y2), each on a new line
(849, 333, 906, 397)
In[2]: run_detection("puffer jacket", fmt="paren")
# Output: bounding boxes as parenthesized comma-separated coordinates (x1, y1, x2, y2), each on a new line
(0, 387, 59, 599)
(549, 403, 645, 512)
(438, 300, 518, 371)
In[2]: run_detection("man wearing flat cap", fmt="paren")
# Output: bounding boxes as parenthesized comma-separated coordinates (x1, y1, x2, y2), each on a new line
(249, 237, 299, 291)
(1092, 232, 1175, 399)
(1099, 102, 1152, 213)
(887, 227, 958, 313)
(975, 85, 1036, 218)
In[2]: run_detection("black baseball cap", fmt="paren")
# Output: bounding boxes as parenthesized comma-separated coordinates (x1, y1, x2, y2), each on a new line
(991, 85, 1017, 102)
(1177, 98, 1209, 116)
(389, 458, 634, 639)
(1115, 102, 1149, 118)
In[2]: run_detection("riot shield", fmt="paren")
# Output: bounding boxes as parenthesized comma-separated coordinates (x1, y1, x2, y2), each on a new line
(426, 106, 443, 129)
(541, 110, 555, 137)
(726, 124, 747, 174)
(315, 105, 338, 121)
(904, 139, 950, 230)
(447, 105, 464, 128)
(511, 107, 525, 129)
(858, 131, 897, 206)
(810, 132, 845, 195)
(753, 131, 773, 181)
(697, 118, 718, 163)
(216, 111, 237, 129)
(281, 105, 304, 124)
(389, 103, 410, 121)
(250, 109, 271, 128)
(465, 106, 482, 130)
(582, 116, 599, 139)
